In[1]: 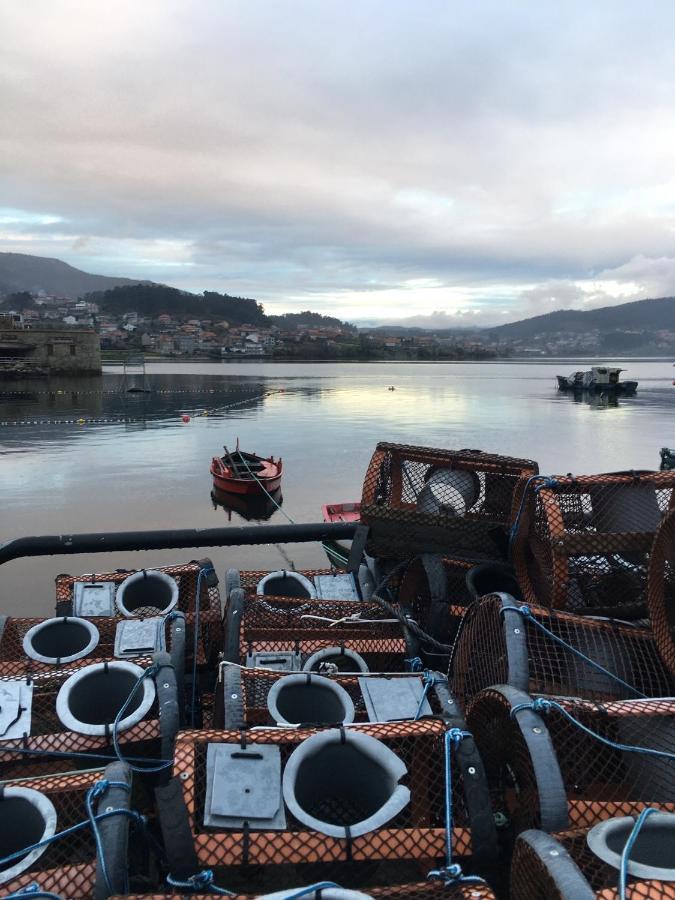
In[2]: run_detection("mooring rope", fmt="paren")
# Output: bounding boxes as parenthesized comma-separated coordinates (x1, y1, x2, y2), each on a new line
(619, 807, 660, 899)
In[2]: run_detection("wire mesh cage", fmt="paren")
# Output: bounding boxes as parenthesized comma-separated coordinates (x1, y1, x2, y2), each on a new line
(224, 573, 415, 674)
(511, 826, 675, 899)
(0, 762, 136, 898)
(0, 610, 186, 684)
(466, 686, 675, 838)
(395, 555, 474, 651)
(359, 443, 538, 560)
(648, 506, 675, 678)
(0, 653, 179, 781)
(215, 666, 453, 729)
(449, 594, 673, 712)
(510, 471, 675, 614)
(55, 558, 222, 669)
(165, 719, 498, 894)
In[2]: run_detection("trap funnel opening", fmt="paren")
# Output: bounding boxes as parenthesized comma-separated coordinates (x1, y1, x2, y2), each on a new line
(56, 660, 156, 736)
(256, 571, 316, 599)
(303, 646, 369, 674)
(282, 728, 409, 838)
(23, 616, 99, 664)
(0, 787, 57, 885)
(116, 569, 179, 617)
(267, 674, 355, 725)
(587, 813, 675, 881)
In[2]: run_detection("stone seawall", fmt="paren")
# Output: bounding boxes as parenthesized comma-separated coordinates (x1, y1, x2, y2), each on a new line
(0, 328, 102, 375)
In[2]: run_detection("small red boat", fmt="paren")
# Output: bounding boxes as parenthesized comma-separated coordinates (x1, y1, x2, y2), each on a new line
(210, 441, 282, 496)
(322, 501, 361, 523)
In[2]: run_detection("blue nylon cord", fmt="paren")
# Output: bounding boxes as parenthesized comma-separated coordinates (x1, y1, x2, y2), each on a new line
(427, 728, 487, 888)
(6, 887, 63, 899)
(85, 779, 131, 896)
(619, 808, 659, 899)
(511, 698, 675, 761)
(414, 671, 447, 720)
(111, 664, 173, 773)
(281, 883, 340, 899)
(508, 475, 558, 545)
(504, 604, 647, 699)
(166, 868, 235, 895)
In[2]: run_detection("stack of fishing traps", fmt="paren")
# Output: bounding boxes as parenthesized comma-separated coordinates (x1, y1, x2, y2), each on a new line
(3, 443, 675, 899)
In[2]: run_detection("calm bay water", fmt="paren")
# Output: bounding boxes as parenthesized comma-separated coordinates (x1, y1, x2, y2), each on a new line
(1, 358, 674, 615)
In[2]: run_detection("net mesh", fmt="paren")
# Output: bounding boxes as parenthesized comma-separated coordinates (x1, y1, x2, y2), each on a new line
(511, 472, 675, 614)
(232, 571, 410, 672)
(0, 769, 109, 897)
(233, 669, 446, 726)
(360, 443, 538, 560)
(449, 595, 673, 712)
(466, 688, 675, 835)
(648, 506, 675, 677)
(511, 827, 675, 899)
(55, 559, 222, 668)
(169, 720, 490, 893)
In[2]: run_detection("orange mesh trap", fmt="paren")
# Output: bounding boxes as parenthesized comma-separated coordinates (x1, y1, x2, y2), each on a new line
(510, 472, 675, 614)
(227, 570, 412, 672)
(55, 558, 222, 668)
(360, 443, 538, 560)
(115, 883, 498, 899)
(168, 720, 497, 894)
(449, 595, 673, 712)
(466, 687, 675, 837)
(648, 507, 675, 678)
(0, 766, 138, 898)
(511, 827, 675, 899)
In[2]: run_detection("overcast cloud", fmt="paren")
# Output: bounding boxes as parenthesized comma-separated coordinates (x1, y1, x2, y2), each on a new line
(3, 1, 675, 323)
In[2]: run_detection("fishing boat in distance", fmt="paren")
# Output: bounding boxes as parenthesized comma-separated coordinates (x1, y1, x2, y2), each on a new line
(556, 366, 638, 393)
(210, 439, 282, 495)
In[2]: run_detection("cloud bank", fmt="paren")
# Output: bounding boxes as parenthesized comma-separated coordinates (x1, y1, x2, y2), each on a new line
(3, 1, 675, 323)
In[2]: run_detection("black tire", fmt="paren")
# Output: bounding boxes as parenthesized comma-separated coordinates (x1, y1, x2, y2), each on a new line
(223, 587, 245, 664)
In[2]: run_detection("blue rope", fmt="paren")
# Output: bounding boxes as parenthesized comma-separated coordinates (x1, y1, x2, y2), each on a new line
(427, 727, 487, 888)
(0, 808, 145, 870)
(503, 604, 647, 699)
(509, 475, 559, 545)
(0, 742, 171, 768)
(415, 671, 447, 720)
(619, 808, 659, 899)
(6, 887, 63, 899)
(512, 698, 675, 761)
(166, 868, 234, 895)
(405, 656, 423, 672)
(111, 664, 173, 773)
(85, 779, 131, 896)
(281, 884, 340, 899)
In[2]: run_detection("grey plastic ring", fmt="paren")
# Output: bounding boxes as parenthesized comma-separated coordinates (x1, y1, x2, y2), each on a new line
(116, 569, 179, 618)
(56, 660, 156, 736)
(23, 616, 99, 665)
(267, 673, 355, 725)
(0, 786, 58, 885)
(255, 570, 316, 599)
(302, 646, 369, 674)
(587, 813, 675, 881)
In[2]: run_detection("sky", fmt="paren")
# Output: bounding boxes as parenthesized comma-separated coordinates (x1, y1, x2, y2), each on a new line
(3, 1, 675, 325)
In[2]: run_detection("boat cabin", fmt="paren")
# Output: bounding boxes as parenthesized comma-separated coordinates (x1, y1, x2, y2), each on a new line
(591, 367, 623, 386)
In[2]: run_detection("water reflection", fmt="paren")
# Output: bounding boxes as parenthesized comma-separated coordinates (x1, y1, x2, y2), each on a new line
(565, 389, 623, 409)
(211, 486, 283, 522)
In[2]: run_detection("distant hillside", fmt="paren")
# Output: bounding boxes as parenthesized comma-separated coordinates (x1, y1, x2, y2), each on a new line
(268, 310, 356, 332)
(488, 297, 675, 339)
(0, 252, 149, 299)
(92, 284, 266, 325)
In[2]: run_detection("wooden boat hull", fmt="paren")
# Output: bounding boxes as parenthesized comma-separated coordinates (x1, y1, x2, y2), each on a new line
(210, 452, 282, 496)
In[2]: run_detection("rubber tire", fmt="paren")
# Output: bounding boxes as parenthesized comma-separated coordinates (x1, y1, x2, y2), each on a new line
(223, 587, 246, 664)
